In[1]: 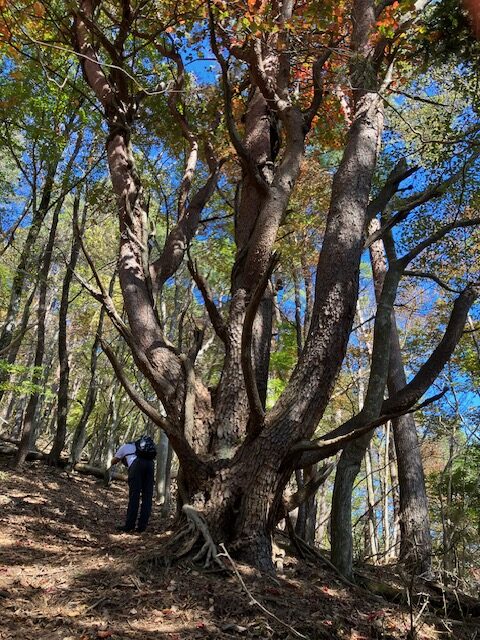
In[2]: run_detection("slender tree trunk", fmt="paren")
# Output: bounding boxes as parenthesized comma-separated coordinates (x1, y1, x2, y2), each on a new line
(48, 194, 85, 464)
(15, 204, 61, 466)
(294, 469, 307, 538)
(69, 275, 114, 467)
(155, 428, 173, 514)
(442, 422, 456, 574)
(304, 463, 318, 544)
(0, 279, 39, 408)
(369, 216, 432, 572)
(293, 271, 303, 355)
(331, 432, 374, 579)
(387, 432, 400, 561)
(382, 423, 391, 558)
(315, 481, 330, 547)
(15, 133, 82, 467)
(365, 442, 379, 562)
(0, 169, 59, 405)
(0, 161, 58, 356)
(331, 307, 375, 574)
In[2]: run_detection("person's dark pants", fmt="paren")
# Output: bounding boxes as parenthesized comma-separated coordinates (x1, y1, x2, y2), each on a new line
(125, 458, 154, 531)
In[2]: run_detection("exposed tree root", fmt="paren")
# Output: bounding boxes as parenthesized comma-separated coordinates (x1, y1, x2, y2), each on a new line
(146, 504, 227, 570)
(182, 505, 226, 568)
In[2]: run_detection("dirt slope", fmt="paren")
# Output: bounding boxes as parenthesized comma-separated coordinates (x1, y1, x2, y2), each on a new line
(0, 454, 478, 640)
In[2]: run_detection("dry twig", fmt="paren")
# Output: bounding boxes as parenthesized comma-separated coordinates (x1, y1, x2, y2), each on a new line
(218, 543, 309, 640)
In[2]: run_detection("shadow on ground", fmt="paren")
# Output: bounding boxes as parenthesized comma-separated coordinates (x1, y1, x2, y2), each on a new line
(1, 454, 479, 640)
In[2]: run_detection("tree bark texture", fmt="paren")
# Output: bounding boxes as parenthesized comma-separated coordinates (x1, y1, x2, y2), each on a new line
(369, 218, 432, 573)
(70, 0, 478, 573)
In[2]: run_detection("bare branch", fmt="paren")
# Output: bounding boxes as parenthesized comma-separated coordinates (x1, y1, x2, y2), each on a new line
(150, 151, 224, 293)
(404, 270, 462, 294)
(101, 340, 208, 475)
(304, 48, 335, 128)
(398, 217, 480, 268)
(73, 223, 133, 344)
(292, 388, 448, 466)
(74, 0, 116, 108)
(365, 163, 479, 248)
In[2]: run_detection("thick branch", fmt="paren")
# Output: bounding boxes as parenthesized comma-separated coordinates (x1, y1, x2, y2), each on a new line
(74, 0, 116, 108)
(207, 1, 266, 189)
(150, 153, 223, 292)
(101, 340, 206, 474)
(366, 159, 418, 222)
(188, 258, 227, 343)
(404, 270, 462, 294)
(242, 254, 278, 425)
(293, 388, 448, 466)
(304, 50, 332, 128)
(383, 285, 479, 413)
(293, 282, 478, 467)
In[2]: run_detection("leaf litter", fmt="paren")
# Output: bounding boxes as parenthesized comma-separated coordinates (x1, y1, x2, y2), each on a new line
(0, 454, 478, 640)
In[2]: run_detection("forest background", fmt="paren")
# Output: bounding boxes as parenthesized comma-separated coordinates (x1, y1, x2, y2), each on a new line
(0, 0, 479, 604)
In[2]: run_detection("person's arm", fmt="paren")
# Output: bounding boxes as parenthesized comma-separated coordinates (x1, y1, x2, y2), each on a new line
(111, 444, 128, 466)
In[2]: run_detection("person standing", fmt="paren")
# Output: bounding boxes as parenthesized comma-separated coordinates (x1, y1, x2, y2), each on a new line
(111, 435, 157, 533)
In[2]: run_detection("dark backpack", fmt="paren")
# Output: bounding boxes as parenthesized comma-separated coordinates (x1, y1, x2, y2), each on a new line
(134, 435, 157, 460)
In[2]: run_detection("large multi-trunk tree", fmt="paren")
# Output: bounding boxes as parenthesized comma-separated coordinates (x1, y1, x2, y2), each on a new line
(28, 0, 478, 571)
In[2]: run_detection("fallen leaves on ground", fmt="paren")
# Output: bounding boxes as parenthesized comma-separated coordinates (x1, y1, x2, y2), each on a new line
(0, 455, 478, 640)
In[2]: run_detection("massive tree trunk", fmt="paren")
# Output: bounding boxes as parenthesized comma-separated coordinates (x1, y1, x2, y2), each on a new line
(70, 0, 478, 574)
(71, 0, 384, 571)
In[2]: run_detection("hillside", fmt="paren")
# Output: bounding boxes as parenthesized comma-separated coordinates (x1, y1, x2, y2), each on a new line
(1, 455, 478, 640)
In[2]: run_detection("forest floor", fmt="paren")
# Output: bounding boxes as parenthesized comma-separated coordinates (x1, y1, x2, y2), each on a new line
(1, 454, 479, 640)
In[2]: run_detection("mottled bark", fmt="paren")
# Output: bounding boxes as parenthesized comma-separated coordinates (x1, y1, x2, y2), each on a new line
(331, 432, 374, 580)
(213, 87, 276, 448)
